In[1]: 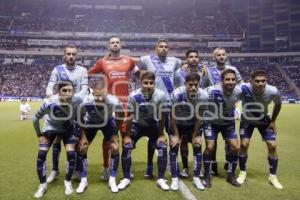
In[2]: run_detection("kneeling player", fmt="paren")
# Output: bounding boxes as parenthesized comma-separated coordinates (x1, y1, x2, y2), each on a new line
(118, 71, 169, 191)
(32, 81, 82, 198)
(237, 70, 283, 189)
(76, 85, 124, 193)
(169, 72, 208, 190)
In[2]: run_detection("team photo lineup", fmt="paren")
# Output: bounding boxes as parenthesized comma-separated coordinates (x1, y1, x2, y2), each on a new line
(31, 37, 283, 198)
(0, 1, 300, 200)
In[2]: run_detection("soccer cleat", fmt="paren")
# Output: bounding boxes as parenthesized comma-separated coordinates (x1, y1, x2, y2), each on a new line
(100, 167, 110, 181)
(193, 177, 205, 190)
(236, 171, 247, 185)
(74, 170, 81, 182)
(34, 183, 47, 198)
(202, 177, 211, 188)
(179, 168, 190, 178)
(170, 178, 179, 191)
(156, 178, 170, 191)
(268, 174, 283, 189)
(211, 162, 218, 176)
(76, 178, 88, 194)
(108, 176, 119, 193)
(46, 170, 60, 183)
(117, 178, 131, 190)
(144, 165, 153, 179)
(64, 180, 73, 195)
(226, 176, 241, 187)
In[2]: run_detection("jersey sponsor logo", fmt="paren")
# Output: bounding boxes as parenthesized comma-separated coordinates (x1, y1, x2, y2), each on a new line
(155, 70, 172, 77)
(108, 71, 127, 78)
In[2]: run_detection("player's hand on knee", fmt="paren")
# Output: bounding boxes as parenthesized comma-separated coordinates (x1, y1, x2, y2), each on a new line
(110, 136, 119, 151)
(157, 135, 167, 145)
(268, 121, 277, 135)
(39, 136, 49, 144)
(192, 135, 202, 145)
(123, 136, 132, 145)
(79, 138, 89, 154)
(171, 135, 180, 147)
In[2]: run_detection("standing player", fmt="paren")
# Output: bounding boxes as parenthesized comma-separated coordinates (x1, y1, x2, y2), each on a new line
(236, 70, 283, 189)
(202, 69, 241, 188)
(46, 44, 88, 183)
(138, 39, 182, 178)
(174, 49, 204, 178)
(202, 47, 243, 176)
(88, 36, 140, 180)
(76, 82, 124, 193)
(169, 72, 208, 190)
(33, 81, 82, 198)
(20, 99, 31, 120)
(117, 71, 169, 191)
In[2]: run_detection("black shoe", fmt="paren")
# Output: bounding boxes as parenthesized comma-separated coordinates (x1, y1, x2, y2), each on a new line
(224, 162, 228, 171)
(211, 162, 218, 176)
(202, 177, 212, 188)
(226, 176, 241, 187)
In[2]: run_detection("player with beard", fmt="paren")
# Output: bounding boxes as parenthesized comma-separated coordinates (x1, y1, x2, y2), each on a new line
(46, 44, 88, 183)
(236, 70, 283, 189)
(202, 47, 243, 176)
(202, 69, 242, 188)
(174, 49, 205, 178)
(169, 72, 208, 190)
(88, 36, 140, 181)
(138, 39, 182, 178)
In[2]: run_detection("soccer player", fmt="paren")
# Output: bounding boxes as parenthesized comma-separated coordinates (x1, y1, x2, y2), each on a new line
(32, 81, 82, 198)
(202, 47, 243, 176)
(236, 70, 283, 189)
(46, 44, 88, 183)
(169, 72, 208, 190)
(202, 68, 242, 188)
(117, 71, 169, 191)
(88, 36, 140, 180)
(174, 49, 204, 178)
(138, 39, 182, 178)
(76, 82, 124, 193)
(19, 98, 31, 120)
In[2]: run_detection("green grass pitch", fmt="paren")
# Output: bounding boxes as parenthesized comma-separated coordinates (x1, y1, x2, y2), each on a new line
(0, 102, 299, 200)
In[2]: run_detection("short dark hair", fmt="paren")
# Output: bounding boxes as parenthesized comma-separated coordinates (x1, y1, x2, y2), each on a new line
(185, 72, 201, 83)
(140, 71, 155, 81)
(108, 35, 120, 42)
(64, 44, 77, 54)
(58, 80, 74, 91)
(156, 38, 168, 45)
(250, 70, 267, 80)
(185, 49, 198, 58)
(221, 68, 236, 80)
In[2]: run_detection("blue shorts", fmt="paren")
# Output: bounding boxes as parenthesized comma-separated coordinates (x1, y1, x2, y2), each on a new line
(177, 124, 203, 143)
(41, 131, 77, 148)
(204, 122, 237, 141)
(84, 118, 116, 143)
(239, 119, 276, 141)
(131, 123, 159, 149)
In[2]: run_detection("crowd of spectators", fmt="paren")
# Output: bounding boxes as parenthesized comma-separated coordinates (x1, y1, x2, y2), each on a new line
(282, 66, 300, 90)
(0, 2, 243, 35)
(0, 59, 298, 100)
